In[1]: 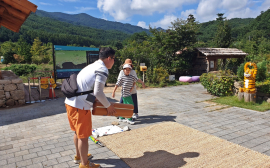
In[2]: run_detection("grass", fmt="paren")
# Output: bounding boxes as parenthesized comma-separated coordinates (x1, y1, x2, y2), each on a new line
(211, 96, 270, 112)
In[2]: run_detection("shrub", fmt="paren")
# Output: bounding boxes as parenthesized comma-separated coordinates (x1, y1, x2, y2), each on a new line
(200, 70, 236, 96)
(2, 64, 37, 76)
(146, 67, 169, 84)
(256, 79, 270, 94)
(237, 61, 268, 82)
(256, 61, 267, 82)
(237, 62, 245, 81)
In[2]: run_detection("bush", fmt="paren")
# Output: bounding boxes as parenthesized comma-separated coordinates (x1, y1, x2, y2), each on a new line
(2, 50, 16, 64)
(2, 64, 37, 76)
(146, 67, 169, 84)
(256, 61, 267, 82)
(256, 79, 270, 94)
(237, 61, 268, 82)
(200, 70, 236, 96)
(237, 62, 245, 81)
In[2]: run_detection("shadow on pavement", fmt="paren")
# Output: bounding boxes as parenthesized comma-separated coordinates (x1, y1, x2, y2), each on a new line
(92, 150, 200, 168)
(0, 98, 67, 126)
(133, 115, 177, 125)
(0, 97, 120, 126)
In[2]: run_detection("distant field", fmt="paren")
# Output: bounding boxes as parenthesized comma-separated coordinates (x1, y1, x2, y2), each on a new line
(55, 50, 87, 68)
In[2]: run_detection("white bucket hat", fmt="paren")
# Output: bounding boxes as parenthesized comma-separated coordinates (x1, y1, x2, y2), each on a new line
(123, 64, 132, 69)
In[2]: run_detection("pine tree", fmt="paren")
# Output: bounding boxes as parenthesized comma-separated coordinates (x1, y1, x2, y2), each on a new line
(214, 13, 232, 48)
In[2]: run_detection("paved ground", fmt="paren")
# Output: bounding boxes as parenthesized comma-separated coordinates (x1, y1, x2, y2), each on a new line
(1, 83, 270, 168)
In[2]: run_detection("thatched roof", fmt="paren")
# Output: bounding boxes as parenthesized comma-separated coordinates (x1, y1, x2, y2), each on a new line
(0, 0, 38, 32)
(196, 48, 248, 56)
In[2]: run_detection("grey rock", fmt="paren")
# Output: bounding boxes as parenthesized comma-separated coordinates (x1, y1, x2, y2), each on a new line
(10, 90, 25, 100)
(0, 95, 5, 99)
(0, 84, 3, 90)
(18, 99, 25, 105)
(263, 96, 269, 101)
(17, 83, 24, 90)
(12, 78, 23, 84)
(6, 99, 15, 106)
(0, 100, 5, 106)
(4, 84, 17, 91)
(5, 92, 10, 99)
(0, 80, 11, 85)
(267, 98, 270, 103)
(0, 90, 4, 95)
(234, 81, 243, 89)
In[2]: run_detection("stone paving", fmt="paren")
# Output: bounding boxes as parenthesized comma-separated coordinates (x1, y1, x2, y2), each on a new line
(1, 83, 270, 168)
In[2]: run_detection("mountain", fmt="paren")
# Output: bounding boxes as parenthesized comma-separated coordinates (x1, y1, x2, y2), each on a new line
(198, 18, 254, 42)
(35, 10, 150, 34)
(0, 13, 130, 47)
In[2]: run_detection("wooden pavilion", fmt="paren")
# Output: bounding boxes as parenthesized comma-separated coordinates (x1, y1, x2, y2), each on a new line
(0, 0, 37, 32)
(191, 48, 248, 75)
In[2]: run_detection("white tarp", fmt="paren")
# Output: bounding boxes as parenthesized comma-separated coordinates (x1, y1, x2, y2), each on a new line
(92, 125, 125, 138)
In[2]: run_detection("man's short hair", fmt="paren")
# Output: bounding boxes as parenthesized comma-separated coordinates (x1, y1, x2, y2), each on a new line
(99, 47, 115, 59)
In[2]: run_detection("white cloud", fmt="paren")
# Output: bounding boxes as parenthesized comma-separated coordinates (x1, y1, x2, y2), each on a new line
(221, 0, 248, 11)
(179, 0, 263, 23)
(65, 7, 95, 14)
(261, 0, 270, 11)
(97, 0, 197, 21)
(180, 9, 197, 19)
(150, 14, 177, 29)
(40, 2, 53, 6)
(137, 21, 148, 29)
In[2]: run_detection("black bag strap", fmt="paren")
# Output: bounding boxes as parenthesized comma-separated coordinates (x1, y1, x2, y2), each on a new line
(75, 90, 93, 96)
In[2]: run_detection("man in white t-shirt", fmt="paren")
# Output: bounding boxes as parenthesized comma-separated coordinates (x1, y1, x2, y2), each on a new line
(65, 47, 116, 168)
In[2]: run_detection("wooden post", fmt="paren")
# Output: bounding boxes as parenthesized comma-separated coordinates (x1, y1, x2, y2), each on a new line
(143, 71, 145, 83)
(206, 59, 210, 73)
(249, 93, 256, 103)
(244, 92, 250, 102)
(238, 92, 244, 101)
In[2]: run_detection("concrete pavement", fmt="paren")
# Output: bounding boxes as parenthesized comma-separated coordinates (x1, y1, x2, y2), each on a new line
(1, 83, 270, 167)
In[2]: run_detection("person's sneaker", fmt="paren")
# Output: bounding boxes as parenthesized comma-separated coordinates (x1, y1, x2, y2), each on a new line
(132, 113, 139, 119)
(126, 118, 135, 125)
(119, 117, 125, 122)
(74, 154, 93, 164)
(79, 161, 100, 168)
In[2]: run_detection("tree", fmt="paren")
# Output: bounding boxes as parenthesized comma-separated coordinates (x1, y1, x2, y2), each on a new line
(13, 54, 24, 64)
(30, 37, 42, 56)
(149, 16, 199, 74)
(2, 50, 16, 65)
(17, 36, 32, 63)
(214, 13, 232, 48)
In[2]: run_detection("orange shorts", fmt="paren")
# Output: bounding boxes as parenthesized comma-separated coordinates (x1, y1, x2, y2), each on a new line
(65, 104, 92, 139)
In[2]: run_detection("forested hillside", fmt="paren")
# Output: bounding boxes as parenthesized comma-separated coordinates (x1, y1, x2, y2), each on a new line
(198, 18, 254, 42)
(0, 13, 130, 47)
(35, 10, 150, 34)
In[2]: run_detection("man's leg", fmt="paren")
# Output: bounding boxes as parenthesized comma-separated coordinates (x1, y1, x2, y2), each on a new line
(74, 133, 80, 157)
(131, 94, 138, 114)
(78, 137, 89, 166)
(120, 96, 123, 103)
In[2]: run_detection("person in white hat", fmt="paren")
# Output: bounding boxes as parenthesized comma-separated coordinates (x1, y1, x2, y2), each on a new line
(112, 63, 139, 124)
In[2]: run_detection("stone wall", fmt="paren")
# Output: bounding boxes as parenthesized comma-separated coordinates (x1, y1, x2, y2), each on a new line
(0, 70, 25, 107)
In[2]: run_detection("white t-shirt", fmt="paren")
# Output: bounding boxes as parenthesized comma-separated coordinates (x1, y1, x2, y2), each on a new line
(65, 60, 108, 110)
(117, 70, 138, 94)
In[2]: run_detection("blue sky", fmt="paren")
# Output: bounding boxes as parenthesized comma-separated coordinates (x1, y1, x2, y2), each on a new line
(29, 0, 270, 29)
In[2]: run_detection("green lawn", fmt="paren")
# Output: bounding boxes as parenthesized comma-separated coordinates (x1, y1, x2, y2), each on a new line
(211, 96, 270, 112)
